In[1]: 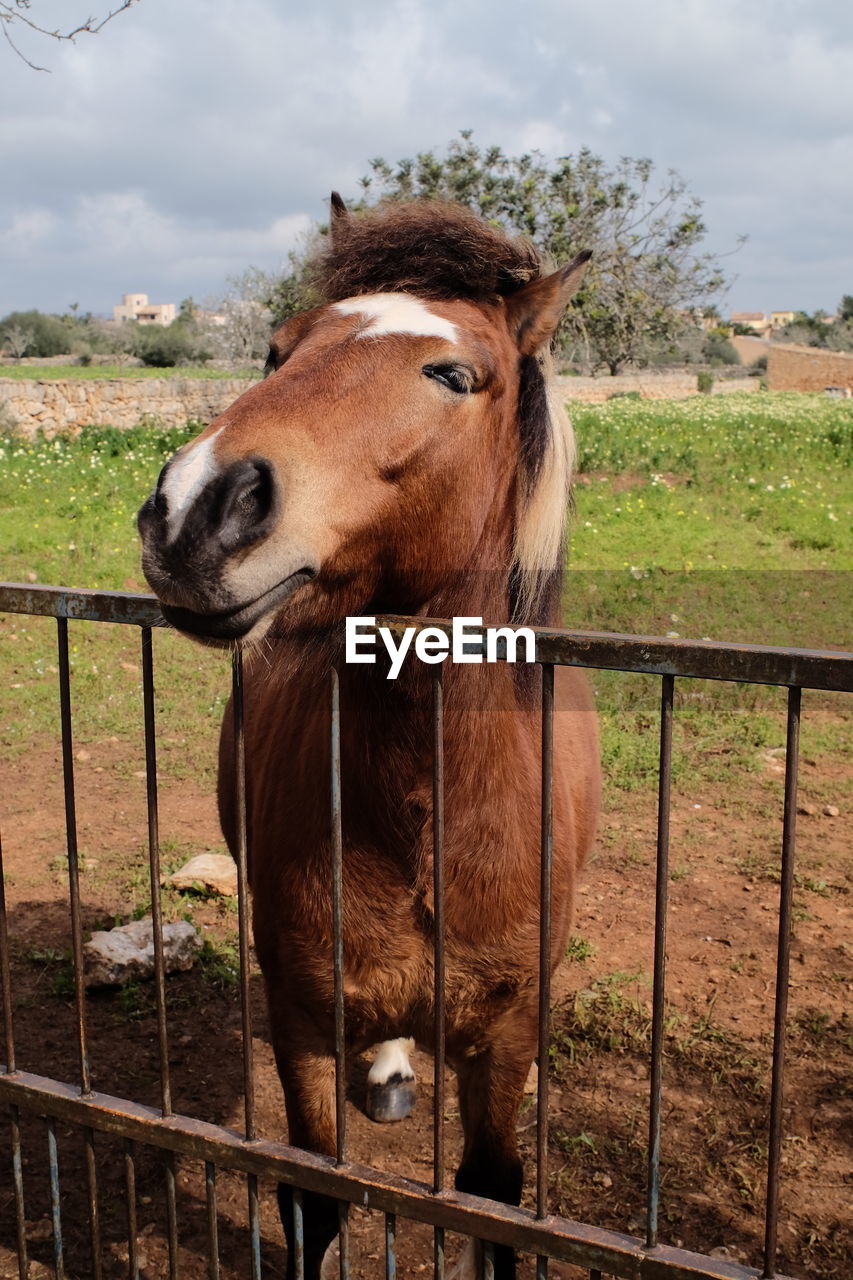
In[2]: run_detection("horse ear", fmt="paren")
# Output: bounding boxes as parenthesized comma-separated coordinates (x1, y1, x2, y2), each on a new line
(330, 191, 348, 243)
(506, 250, 592, 355)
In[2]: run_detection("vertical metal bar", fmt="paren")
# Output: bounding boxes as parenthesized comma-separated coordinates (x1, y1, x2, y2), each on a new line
(433, 1226, 445, 1280)
(141, 627, 172, 1118)
(124, 1138, 139, 1280)
(330, 666, 346, 1164)
(205, 1163, 220, 1280)
(292, 1186, 305, 1280)
(164, 1151, 179, 1279)
(56, 617, 90, 1096)
(248, 1173, 261, 1280)
(83, 1126, 103, 1280)
(762, 686, 801, 1280)
(536, 664, 555, 1221)
(0, 826, 15, 1075)
(535, 1255, 548, 1280)
(333, 1198, 345, 1280)
(10, 1105, 28, 1280)
(432, 666, 446, 1198)
(384, 1212, 396, 1280)
(47, 1117, 64, 1280)
(646, 673, 674, 1250)
(482, 1240, 495, 1280)
(231, 648, 255, 1141)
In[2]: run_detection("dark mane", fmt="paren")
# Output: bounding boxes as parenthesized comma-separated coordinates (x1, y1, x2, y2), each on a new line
(313, 199, 542, 303)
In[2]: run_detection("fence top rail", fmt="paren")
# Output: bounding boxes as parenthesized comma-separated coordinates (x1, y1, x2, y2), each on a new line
(0, 584, 850, 691)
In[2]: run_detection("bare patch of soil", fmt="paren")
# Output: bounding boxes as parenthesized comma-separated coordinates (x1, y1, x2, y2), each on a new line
(0, 724, 850, 1279)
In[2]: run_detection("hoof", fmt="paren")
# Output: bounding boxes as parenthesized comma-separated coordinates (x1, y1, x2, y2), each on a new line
(365, 1073, 417, 1123)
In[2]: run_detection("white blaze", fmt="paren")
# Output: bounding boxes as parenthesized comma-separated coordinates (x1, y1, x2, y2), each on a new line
(334, 293, 458, 344)
(161, 427, 224, 539)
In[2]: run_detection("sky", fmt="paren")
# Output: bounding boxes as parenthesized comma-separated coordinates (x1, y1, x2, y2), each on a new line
(1, 0, 851, 319)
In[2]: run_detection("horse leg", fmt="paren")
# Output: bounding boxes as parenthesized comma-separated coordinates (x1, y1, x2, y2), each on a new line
(273, 1039, 341, 1280)
(451, 1033, 534, 1280)
(365, 1037, 417, 1122)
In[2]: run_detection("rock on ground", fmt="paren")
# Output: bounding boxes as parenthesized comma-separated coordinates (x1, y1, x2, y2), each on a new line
(83, 919, 200, 987)
(164, 852, 238, 897)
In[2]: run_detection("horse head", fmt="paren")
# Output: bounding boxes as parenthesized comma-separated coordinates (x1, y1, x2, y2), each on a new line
(138, 198, 589, 645)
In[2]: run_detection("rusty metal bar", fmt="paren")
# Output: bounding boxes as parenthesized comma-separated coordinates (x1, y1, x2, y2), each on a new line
(124, 1138, 139, 1280)
(165, 1150, 180, 1279)
(10, 1105, 28, 1280)
(376, 616, 853, 693)
(762, 687, 801, 1280)
(647, 674, 675, 1249)
(432, 666, 446, 1196)
(330, 665, 349, 1280)
(292, 1186, 305, 1280)
(385, 1212, 396, 1280)
(47, 1116, 64, 1279)
(2, 585, 851, 690)
(56, 617, 91, 1096)
(0, 825, 15, 1075)
(434, 1225, 445, 1280)
(0, 582, 163, 627)
(248, 1172, 261, 1280)
(537, 664, 555, 1223)
(231, 648, 256, 1141)
(205, 1162, 220, 1280)
(83, 1126, 103, 1280)
(0, 1065, 798, 1280)
(330, 665, 346, 1164)
(141, 626, 172, 1117)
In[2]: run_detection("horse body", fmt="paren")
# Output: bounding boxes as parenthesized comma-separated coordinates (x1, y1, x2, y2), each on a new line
(139, 198, 600, 1277)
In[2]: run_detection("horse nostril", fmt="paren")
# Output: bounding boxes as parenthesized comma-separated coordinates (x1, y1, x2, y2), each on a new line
(216, 457, 278, 553)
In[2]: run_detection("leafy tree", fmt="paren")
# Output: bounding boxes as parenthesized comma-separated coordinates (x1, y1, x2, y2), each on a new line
(0, 309, 71, 357)
(838, 295, 853, 323)
(267, 133, 733, 374)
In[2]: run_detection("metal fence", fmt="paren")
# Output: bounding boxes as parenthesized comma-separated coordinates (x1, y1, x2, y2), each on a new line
(1, 582, 851, 1280)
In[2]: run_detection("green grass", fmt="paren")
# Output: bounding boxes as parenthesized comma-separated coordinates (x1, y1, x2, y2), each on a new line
(0, 364, 258, 381)
(0, 393, 850, 789)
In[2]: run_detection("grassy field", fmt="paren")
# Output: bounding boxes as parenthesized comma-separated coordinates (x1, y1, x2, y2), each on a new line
(0, 364, 258, 380)
(0, 392, 850, 787)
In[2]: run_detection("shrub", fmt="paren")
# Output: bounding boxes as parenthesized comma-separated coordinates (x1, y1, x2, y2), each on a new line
(702, 332, 741, 366)
(697, 371, 714, 394)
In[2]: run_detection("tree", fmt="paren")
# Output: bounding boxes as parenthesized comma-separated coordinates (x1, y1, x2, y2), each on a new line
(838, 295, 853, 323)
(267, 133, 733, 375)
(2, 322, 34, 361)
(1, 1, 139, 71)
(212, 269, 277, 364)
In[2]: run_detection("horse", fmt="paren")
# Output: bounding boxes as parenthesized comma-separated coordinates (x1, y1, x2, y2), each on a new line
(137, 196, 600, 1279)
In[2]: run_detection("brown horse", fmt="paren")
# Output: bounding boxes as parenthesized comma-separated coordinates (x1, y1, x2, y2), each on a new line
(138, 197, 600, 1278)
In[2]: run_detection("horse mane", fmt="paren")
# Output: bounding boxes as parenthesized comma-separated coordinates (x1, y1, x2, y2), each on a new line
(312, 200, 574, 626)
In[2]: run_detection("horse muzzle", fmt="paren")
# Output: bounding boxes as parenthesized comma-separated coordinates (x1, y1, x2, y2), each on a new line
(137, 454, 316, 644)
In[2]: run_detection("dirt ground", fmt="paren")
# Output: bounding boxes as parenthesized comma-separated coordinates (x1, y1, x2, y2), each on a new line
(0, 702, 850, 1280)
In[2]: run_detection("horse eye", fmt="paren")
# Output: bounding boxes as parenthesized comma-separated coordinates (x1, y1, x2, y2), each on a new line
(423, 364, 471, 394)
(263, 351, 277, 378)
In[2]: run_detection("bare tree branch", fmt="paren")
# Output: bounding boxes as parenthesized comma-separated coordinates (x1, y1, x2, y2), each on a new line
(0, 1, 139, 70)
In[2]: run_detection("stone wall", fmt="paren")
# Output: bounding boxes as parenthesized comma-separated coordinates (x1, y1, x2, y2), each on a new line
(766, 343, 853, 393)
(0, 376, 252, 439)
(1, 369, 764, 438)
(554, 372, 760, 402)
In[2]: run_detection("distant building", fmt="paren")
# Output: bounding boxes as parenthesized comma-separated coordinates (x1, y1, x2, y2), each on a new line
(770, 311, 796, 329)
(113, 293, 176, 326)
(730, 311, 771, 338)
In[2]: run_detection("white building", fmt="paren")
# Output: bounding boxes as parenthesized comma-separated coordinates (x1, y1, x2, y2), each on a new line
(113, 293, 176, 326)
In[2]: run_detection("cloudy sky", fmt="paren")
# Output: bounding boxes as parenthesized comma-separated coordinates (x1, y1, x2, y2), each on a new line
(2, 0, 851, 318)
